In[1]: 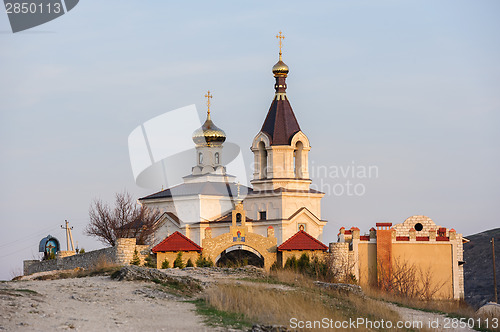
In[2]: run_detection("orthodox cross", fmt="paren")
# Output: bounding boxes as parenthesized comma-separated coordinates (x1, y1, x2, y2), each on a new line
(205, 90, 213, 118)
(276, 31, 285, 56)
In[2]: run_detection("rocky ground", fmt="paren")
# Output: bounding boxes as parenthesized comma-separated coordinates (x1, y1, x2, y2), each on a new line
(0, 275, 208, 331)
(0, 266, 490, 331)
(0, 266, 289, 332)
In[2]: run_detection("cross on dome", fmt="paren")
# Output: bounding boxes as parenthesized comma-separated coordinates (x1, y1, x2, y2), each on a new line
(205, 90, 213, 119)
(276, 31, 285, 58)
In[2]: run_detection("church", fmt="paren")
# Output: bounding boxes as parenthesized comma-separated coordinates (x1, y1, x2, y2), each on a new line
(137, 34, 466, 300)
(139, 32, 328, 270)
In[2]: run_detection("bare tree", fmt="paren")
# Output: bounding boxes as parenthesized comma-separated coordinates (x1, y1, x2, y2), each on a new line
(85, 191, 161, 247)
(377, 257, 447, 300)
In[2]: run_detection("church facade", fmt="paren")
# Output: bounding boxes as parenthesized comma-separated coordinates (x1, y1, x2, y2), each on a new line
(139, 35, 326, 270)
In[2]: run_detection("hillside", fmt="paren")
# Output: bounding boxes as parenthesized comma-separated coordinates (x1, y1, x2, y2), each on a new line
(1, 266, 480, 331)
(464, 228, 500, 308)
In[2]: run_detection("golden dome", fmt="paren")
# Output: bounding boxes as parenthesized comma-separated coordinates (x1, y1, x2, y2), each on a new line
(193, 90, 226, 146)
(192, 116, 226, 146)
(272, 56, 289, 77)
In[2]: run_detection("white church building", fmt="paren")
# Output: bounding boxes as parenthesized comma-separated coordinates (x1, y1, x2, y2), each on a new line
(138, 36, 328, 267)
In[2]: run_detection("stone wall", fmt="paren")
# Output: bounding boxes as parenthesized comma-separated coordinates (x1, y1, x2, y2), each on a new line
(23, 238, 150, 276)
(329, 242, 350, 281)
(24, 247, 116, 275)
(115, 238, 149, 266)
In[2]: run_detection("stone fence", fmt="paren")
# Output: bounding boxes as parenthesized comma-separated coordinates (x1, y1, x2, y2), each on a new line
(23, 238, 150, 276)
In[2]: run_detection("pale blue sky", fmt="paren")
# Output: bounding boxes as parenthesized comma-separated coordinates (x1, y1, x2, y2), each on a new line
(0, 0, 499, 280)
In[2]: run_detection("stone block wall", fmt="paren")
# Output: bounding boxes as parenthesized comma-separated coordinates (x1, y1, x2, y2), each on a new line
(115, 238, 149, 266)
(23, 238, 151, 276)
(329, 242, 350, 280)
(24, 246, 116, 275)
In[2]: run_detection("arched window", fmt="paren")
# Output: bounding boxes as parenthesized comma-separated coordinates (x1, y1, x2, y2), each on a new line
(215, 152, 220, 164)
(258, 141, 267, 179)
(198, 152, 203, 165)
(236, 213, 242, 224)
(294, 141, 303, 178)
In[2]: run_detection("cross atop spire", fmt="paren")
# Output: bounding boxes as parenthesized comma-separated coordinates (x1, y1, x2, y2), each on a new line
(205, 90, 213, 119)
(276, 31, 285, 60)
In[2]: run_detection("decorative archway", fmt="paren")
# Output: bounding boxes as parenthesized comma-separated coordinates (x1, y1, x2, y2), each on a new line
(202, 228, 277, 270)
(216, 245, 264, 267)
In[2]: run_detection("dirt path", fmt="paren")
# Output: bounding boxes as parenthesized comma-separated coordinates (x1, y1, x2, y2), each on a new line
(0, 276, 214, 331)
(386, 303, 475, 331)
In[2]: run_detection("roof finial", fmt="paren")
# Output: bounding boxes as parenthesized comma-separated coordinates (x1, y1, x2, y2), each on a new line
(205, 90, 213, 120)
(276, 31, 285, 61)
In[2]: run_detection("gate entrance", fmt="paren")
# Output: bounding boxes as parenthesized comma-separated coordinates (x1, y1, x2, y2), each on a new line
(216, 245, 264, 268)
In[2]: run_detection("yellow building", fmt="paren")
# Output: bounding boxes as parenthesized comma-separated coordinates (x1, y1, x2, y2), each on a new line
(331, 215, 467, 300)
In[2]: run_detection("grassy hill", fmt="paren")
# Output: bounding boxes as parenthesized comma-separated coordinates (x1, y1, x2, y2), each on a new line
(464, 228, 500, 308)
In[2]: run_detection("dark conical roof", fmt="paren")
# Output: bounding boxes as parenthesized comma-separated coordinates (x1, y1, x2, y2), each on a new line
(261, 94, 301, 145)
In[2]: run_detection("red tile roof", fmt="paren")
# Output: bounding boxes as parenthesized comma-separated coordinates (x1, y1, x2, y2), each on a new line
(277, 230, 328, 251)
(152, 231, 202, 253)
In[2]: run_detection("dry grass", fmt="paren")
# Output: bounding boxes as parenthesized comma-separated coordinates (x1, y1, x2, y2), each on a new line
(363, 286, 493, 324)
(205, 284, 338, 329)
(204, 269, 402, 331)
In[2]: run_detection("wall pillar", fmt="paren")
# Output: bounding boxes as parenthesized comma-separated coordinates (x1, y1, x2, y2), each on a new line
(376, 223, 393, 287)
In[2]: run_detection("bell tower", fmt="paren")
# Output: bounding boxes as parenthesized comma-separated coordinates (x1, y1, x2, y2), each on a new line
(251, 32, 311, 191)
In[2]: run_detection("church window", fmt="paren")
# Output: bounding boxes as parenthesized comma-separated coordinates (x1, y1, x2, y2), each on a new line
(215, 152, 220, 164)
(198, 152, 203, 164)
(414, 223, 423, 231)
(236, 213, 242, 224)
(258, 141, 267, 179)
(259, 211, 267, 220)
(294, 141, 303, 178)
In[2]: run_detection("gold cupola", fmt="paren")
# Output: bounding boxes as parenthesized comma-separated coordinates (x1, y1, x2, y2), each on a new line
(272, 31, 289, 77)
(192, 91, 226, 146)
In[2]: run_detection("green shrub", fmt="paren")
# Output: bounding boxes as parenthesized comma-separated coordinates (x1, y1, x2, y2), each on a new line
(161, 259, 170, 269)
(297, 253, 310, 272)
(130, 249, 141, 266)
(196, 255, 214, 267)
(284, 256, 298, 270)
(144, 253, 156, 268)
(173, 252, 184, 268)
(283, 253, 332, 281)
(186, 258, 194, 267)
